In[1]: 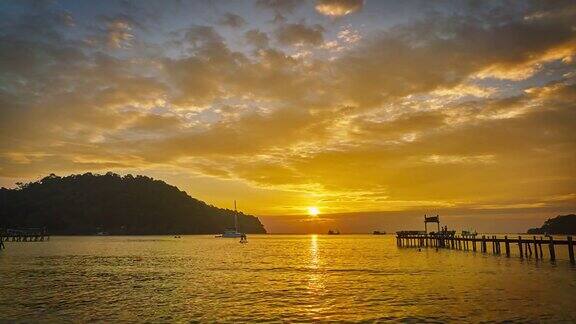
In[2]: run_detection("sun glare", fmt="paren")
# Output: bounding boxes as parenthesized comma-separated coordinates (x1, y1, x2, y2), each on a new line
(308, 206, 320, 217)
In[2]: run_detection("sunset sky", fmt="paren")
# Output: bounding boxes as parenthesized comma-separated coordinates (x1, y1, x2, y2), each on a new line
(1, 0, 575, 233)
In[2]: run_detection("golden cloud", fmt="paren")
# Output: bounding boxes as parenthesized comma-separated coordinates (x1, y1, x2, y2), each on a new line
(315, 0, 363, 17)
(1, 1, 575, 220)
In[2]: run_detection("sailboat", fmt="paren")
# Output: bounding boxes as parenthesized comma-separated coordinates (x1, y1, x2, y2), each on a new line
(216, 200, 245, 238)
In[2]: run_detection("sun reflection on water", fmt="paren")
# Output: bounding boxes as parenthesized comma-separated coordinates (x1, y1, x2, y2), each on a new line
(308, 235, 327, 297)
(309, 234, 318, 269)
(304, 234, 327, 318)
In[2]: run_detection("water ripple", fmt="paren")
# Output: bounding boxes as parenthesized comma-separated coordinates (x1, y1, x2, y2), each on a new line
(0, 235, 575, 322)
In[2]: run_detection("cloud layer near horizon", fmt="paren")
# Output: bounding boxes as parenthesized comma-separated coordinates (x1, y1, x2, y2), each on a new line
(0, 0, 575, 226)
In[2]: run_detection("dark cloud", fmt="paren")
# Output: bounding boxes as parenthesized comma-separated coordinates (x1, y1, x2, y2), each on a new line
(245, 29, 269, 48)
(256, 0, 304, 14)
(275, 23, 325, 46)
(218, 12, 246, 28)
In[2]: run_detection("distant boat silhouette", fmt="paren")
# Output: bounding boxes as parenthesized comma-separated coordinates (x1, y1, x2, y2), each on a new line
(373, 230, 386, 235)
(328, 229, 340, 235)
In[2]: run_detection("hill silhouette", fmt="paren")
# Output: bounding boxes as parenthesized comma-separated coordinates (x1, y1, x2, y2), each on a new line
(0, 172, 266, 235)
(527, 214, 576, 235)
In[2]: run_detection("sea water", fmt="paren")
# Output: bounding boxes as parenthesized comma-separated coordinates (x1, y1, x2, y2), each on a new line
(1, 235, 575, 322)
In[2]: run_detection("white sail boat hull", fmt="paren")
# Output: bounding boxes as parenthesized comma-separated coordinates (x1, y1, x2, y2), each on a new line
(219, 231, 244, 238)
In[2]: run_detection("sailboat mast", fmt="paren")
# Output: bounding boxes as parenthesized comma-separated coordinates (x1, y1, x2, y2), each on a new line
(234, 200, 238, 231)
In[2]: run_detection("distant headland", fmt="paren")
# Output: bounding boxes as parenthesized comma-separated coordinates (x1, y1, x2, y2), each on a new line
(527, 214, 576, 235)
(0, 172, 267, 235)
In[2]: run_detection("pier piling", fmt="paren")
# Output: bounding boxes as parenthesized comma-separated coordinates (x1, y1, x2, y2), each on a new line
(539, 237, 543, 257)
(568, 236, 574, 264)
(548, 236, 556, 261)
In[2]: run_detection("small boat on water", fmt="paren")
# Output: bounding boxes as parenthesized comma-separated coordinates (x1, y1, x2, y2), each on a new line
(215, 200, 246, 239)
(373, 230, 386, 235)
(328, 229, 340, 235)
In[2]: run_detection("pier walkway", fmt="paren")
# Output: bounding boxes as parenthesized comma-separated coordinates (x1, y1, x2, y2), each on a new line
(396, 231, 575, 264)
(0, 228, 50, 250)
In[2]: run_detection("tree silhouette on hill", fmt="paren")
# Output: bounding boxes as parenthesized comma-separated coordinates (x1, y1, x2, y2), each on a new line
(0, 172, 266, 235)
(527, 214, 576, 235)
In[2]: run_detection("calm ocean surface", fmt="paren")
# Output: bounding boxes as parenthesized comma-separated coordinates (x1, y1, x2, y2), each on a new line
(1, 235, 575, 322)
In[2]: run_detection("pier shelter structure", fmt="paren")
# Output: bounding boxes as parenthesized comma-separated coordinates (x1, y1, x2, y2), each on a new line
(424, 215, 440, 233)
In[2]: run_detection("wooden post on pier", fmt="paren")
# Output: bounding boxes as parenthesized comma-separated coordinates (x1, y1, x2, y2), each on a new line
(504, 236, 510, 257)
(568, 236, 574, 264)
(539, 237, 543, 257)
(548, 236, 555, 261)
(518, 236, 523, 258)
(472, 238, 476, 252)
(491, 236, 495, 254)
(533, 236, 539, 259)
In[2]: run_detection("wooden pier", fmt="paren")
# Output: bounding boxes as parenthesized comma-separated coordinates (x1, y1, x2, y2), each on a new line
(0, 228, 50, 250)
(396, 231, 576, 264)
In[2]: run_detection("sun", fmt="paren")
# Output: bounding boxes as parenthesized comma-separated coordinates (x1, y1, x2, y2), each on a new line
(307, 206, 320, 217)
